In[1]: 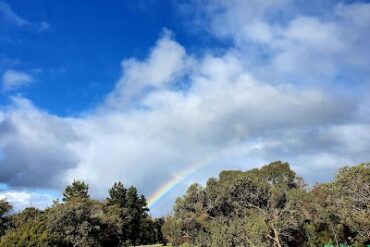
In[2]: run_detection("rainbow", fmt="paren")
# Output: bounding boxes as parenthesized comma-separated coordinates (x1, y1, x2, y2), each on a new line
(147, 155, 216, 209)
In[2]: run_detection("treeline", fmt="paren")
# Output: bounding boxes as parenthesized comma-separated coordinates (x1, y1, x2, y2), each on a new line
(0, 181, 166, 246)
(162, 162, 370, 247)
(0, 162, 369, 247)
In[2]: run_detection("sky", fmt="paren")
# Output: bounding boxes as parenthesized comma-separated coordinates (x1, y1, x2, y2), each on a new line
(0, 0, 369, 216)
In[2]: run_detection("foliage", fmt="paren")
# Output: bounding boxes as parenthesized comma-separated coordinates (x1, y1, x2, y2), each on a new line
(168, 161, 370, 247)
(0, 200, 12, 237)
(63, 180, 90, 201)
(46, 198, 108, 246)
(107, 181, 128, 207)
(0, 162, 369, 246)
(0, 180, 165, 246)
(0, 207, 48, 246)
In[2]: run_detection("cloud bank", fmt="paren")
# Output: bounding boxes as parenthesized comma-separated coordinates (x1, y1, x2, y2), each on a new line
(0, 1, 370, 215)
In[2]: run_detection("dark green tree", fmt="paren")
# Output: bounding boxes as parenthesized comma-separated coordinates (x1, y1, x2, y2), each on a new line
(46, 199, 110, 247)
(0, 199, 12, 237)
(126, 186, 149, 246)
(63, 180, 90, 201)
(106, 182, 130, 245)
(107, 181, 127, 208)
(154, 217, 167, 245)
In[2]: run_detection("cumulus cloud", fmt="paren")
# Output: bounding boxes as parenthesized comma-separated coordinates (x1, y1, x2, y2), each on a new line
(0, 1, 370, 215)
(0, 97, 78, 187)
(183, 0, 370, 83)
(0, 34, 366, 215)
(1, 70, 33, 92)
(65, 51, 354, 200)
(106, 31, 188, 109)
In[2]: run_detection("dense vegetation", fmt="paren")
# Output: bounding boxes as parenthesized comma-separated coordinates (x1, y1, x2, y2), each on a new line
(0, 161, 369, 246)
(162, 162, 370, 247)
(0, 181, 165, 246)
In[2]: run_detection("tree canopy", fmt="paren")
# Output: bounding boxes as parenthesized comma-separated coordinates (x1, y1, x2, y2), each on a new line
(0, 180, 165, 247)
(163, 161, 370, 247)
(0, 162, 369, 246)
(63, 180, 90, 201)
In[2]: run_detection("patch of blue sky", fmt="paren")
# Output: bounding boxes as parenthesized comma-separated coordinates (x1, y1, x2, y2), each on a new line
(0, 183, 9, 190)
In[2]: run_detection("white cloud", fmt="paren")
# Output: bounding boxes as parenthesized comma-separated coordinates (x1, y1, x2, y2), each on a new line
(106, 31, 188, 109)
(0, 190, 55, 212)
(1, 70, 33, 92)
(335, 2, 370, 26)
(0, 96, 78, 187)
(184, 0, 370, 83)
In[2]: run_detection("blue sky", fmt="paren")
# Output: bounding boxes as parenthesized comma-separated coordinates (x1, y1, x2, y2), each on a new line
(0, 0, 370, 216)
(1, 0, 179, 114)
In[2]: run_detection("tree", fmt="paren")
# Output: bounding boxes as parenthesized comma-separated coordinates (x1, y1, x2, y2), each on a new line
(107, 181, 127, 208)
(103, 203, 132, 246)
(2, 161, 368, 246)
(333, 163, 370, 244)
(126, 186, 149, 246)
(162, 215, 183, 246)
(169, 162, 370, 246)
(173, 183, 209, 246)
(0, 199, 12, 237)
(258, 161, 297, 188)
(46, 199, 107, 247)
(170, 161, 313, 246)
(312, 163, 370, 245)
(63, 180, 90, 201)
(225, 175, 306, 246)
(106, 182, 130, 245)
(0, 182, 163, 246)
(153, 217, 167, 245)
(0, 207, 49, 246)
